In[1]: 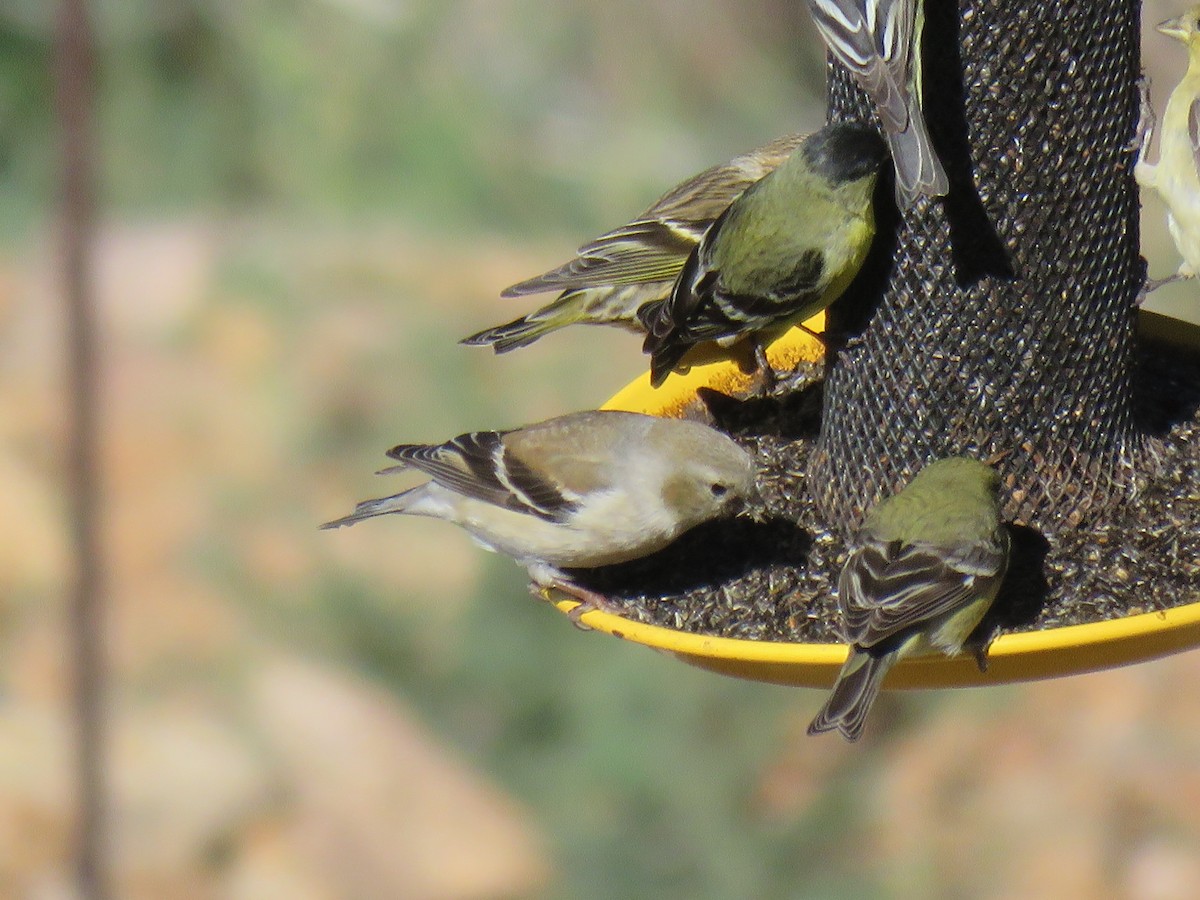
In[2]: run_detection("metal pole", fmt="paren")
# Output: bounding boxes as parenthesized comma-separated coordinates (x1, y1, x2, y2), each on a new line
(55, 0, 108, 896)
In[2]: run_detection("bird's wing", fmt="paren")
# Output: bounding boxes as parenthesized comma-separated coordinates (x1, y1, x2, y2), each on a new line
(502, 220, 698, 296)
(644, 133, 806, 223)
(837, 536, 1006, 648)
(639, 203, 732, 349)
(876, 0, 915, 83)
(807, 0, 912, 134)
(1189, 97, 1200, 176)
(715, 249, 827, 320)
(384, 430, 580, 522)
(503, 135, 806, 297)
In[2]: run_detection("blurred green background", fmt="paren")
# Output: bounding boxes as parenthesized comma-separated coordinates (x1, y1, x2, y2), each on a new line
(3, 1, 1200, 897)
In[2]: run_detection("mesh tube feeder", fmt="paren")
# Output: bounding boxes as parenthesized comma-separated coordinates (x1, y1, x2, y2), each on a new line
(547, 0, 1200, 688)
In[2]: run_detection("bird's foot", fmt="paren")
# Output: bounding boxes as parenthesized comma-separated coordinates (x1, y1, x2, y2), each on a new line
(542, 578, 624, 629)
(818, 327, 864, 357)
(971, 643, 990, 674)
(1131, 74, 1156, 156)
(748, 342, 780, 396)
(796, 322, 828, 348)
(751, 368, 781, 396)
(1139, 272, 1190, 303)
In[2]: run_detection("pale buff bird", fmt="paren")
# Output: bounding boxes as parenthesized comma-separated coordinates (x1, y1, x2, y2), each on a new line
(323, 410, 761, 613)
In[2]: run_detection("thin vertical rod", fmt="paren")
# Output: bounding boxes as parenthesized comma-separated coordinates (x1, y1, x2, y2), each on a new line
(56, 1, 108, 897)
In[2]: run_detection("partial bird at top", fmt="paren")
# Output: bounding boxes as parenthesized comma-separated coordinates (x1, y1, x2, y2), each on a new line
(1135, 6, 1200, 290)
(806, 0, 948, 207)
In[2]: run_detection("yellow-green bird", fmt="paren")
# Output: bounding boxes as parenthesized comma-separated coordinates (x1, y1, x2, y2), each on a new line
(1136, 7, 1200, 285)
(641, 121, 886, 389)
(460, 133, 806, 352)
(808, 457, 1009, 742)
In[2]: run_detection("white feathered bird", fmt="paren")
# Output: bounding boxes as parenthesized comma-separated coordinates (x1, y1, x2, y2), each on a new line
(1135, 8, 1200, 287)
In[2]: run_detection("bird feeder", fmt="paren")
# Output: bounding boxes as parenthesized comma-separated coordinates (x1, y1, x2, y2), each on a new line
(548, 0, 1200, 689)
(550, 312, 1200, 688)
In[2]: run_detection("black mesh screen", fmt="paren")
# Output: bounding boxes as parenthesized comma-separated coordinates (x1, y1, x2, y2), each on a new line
(809, 0, 1145, 534)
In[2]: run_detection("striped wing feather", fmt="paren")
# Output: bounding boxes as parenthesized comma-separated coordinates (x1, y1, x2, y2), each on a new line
(807, 0, 912, 133)
(838, 538, 1005, 648)
(385, 431, 578, 522)
(502, 134, 805, 297)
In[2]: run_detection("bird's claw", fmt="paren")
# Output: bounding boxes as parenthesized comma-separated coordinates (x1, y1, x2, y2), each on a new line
(748, 342, 780, 395)
(1140, 272, 1189, 302)
(530, 581, 597, 630)
(566, 602, 596, 631)
(541, 578, 624, 630)
(971, 643, 990, 674)
(1130, 74, 1156, 156)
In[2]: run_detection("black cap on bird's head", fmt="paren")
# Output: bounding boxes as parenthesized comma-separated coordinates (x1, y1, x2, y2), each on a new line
(801, 121, 888, 185)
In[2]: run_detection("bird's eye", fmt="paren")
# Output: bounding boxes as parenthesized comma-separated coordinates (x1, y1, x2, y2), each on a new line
(709, 483, 729, 498)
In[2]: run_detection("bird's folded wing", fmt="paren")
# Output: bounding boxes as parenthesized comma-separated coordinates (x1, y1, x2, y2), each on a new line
(838, 537, 1005, 647)
(1188, 97, 1200, 174)
(640, 169, 760, 227)
(641, 201, 737, 347)
(570, 221, 700, 284)
(633, 133, 807, 226)
(385, 431, 580, 522)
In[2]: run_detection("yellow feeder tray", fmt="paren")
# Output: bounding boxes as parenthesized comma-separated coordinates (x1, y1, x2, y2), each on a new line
(548, 309, 1200, 689)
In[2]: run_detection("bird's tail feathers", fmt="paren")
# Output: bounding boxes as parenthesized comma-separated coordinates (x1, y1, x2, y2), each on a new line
(460, 292, 606, 353)
(647, 342, 687, 388)
(320, 485, 423, 530)
(887, 96, 948, 207)
(639, 300, 694, 388)
(807, 647, 899, 741)
(460, 314, 561, 353)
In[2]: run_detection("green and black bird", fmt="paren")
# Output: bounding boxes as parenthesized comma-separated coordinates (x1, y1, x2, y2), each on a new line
(808, 457, 1010, 742)
(640, 121, 886, 388)
(461, 133, 807, 352)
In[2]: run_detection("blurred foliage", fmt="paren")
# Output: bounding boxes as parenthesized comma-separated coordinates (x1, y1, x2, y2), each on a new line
(0, 0, 825, 234)
(302, 564, 814, 899)
(22, 1, 1199, 896)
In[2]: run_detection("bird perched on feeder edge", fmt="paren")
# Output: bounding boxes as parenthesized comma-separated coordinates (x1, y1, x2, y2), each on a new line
(460, 133, 806, 352)
(322, 410, 762, 616)
(1135, 6, 1200, 288)
(806, 0, 948, 207)
(640, 120, 887, 389)
(808, 457, 1010, 742)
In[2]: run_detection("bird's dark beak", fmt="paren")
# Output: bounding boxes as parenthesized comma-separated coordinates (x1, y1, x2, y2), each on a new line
(1157, 16, 1188, 41)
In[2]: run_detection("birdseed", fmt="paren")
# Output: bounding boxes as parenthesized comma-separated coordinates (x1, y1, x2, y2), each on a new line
(567, 338, 1200, 644)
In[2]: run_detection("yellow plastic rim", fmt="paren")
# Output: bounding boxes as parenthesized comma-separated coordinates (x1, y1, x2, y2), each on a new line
(601, 313, 828, 418)
(556, 310, 1200, 689)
